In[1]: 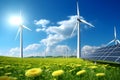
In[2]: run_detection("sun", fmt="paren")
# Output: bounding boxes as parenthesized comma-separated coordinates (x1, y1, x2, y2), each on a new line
(9, 16, 23, 25)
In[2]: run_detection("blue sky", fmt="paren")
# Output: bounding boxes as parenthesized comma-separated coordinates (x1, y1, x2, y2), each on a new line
(0, 0, 120, 57)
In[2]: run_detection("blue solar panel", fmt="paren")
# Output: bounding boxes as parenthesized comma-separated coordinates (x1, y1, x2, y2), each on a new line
(83, 44, 120, 63)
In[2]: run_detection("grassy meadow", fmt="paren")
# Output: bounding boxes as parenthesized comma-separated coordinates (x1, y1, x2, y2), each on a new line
(0, 56, 120, 80)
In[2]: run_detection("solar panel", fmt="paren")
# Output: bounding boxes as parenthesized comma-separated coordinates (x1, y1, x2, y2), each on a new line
(83, 44, 120, 64)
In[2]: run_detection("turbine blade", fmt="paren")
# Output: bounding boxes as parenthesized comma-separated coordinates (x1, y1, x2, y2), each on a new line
(114, 26, 116, 39)
(15, 28, 20, 40)
(106, 40, 114, 46)
(22, 25, 32, 31)
(80, 19, 94, 27)
(116, 40, 120, 44)
(71, 22, 78, 37)
(77, 0, 80, 17)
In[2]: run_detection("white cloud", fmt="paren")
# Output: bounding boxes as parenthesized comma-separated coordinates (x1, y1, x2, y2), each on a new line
(46, 16, 77, 37)
(34, 19, 50, 32)
(41, 34, 64, 47)
(36, 28, 45, 32)
(9, 47, 20, 57)
(81, 45, 100, 57)
(55, 45, 70, 56)
(34, 19, 50, 27)
(43, 45, 71, 57)
(24, 43, 41, 51)
(8, 43, 41, 57)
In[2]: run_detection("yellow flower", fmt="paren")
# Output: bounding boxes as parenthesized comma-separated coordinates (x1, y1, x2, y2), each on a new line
(0, 76, 17, 80)
(0, 76, 9, 80)
(76, 64, 81, 67)
(96, 73, 105, 77)
(25, 68, 42, 77)
(76, 70, 86, 76)
(52, 70, 64, 77)
(89, 66, 97, 69)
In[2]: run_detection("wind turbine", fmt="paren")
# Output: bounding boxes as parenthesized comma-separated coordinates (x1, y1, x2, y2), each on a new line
(15, 11, 32, 58)
(106, 26, 120, 46)
(71, 0, 94, 58)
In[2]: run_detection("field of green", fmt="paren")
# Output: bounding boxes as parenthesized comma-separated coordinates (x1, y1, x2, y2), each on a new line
(0, 56, 120, 80)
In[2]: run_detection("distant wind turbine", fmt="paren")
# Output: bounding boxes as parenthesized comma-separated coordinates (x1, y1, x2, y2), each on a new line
(106, 26, 120, 46)
(71, 0, 94, 58)
(15, 11, 32, 58)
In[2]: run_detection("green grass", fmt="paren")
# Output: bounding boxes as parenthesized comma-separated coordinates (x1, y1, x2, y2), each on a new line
(0, 56, 120, 80)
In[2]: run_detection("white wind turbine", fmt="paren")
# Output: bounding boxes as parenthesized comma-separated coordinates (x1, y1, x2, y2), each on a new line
(106, 26, 120, 46)
(71, 0, 94, 58)
(12, 11, 32, 58)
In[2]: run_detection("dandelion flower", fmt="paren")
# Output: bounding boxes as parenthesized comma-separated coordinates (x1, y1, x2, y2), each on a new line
(96, 73, 105, 77)
(25, 68, 42, 77)
(76, 64, 81, 67)
(0, 76, 9, 80)
(76, 70, 86, 76)
(89, 66, 97, 69)
(52, 70, 64, 77)
(0, 76, 17, 80)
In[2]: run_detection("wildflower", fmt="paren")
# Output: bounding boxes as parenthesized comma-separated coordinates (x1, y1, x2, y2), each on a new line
(76, 64, 81, 67)
(96, 73, 105, 77)
(89, 66, 97, 69)
(0, 76, 9, 80)
(25, 68, 42, 77)
(52, 70, 64, 77)
(76, 70, 86, 76)
(0, 76, 17, 80)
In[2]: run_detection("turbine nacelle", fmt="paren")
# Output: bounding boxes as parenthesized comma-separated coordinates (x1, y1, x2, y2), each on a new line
(77, 18, 81, 22)
(15, 24, 32, 40)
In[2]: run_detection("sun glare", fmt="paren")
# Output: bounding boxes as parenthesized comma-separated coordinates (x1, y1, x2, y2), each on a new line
(9, 16, 23, 25)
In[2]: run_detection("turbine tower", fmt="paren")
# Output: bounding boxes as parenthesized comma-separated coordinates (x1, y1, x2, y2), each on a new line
(16, 11, 32, 58)
(71, 0, 94, 58)
(106, 26, 120, 46)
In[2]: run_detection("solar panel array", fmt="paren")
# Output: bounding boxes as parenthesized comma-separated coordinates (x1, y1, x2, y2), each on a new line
(83, 44, 120, 63)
